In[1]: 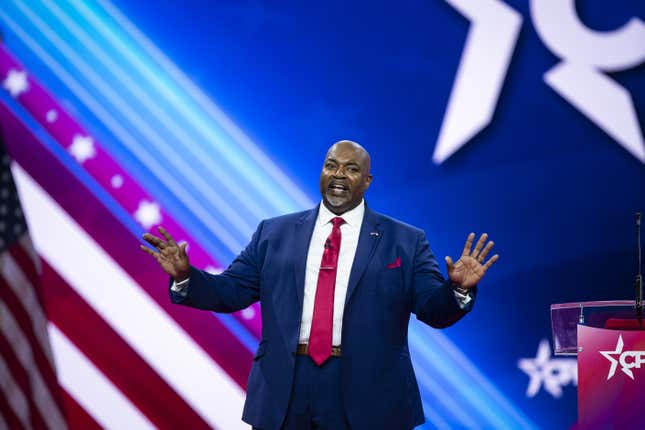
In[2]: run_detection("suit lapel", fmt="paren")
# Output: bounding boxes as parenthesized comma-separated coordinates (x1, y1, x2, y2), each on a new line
(292, 207, 319, 311)
(344, 206, 382, 307)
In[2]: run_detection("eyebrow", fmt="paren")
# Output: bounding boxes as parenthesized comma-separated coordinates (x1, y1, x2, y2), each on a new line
(326, 158, 360, 167)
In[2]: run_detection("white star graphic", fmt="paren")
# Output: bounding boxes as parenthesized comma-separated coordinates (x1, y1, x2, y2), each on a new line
(599, 335, 630, 380)
(3, 69, 30, 97)
(518, 339, 577, 398)
(69, 135, 96, 163)
(134, 200, 162, 229)
(111, 174, 124, 188)
(46, 109, 58, 123)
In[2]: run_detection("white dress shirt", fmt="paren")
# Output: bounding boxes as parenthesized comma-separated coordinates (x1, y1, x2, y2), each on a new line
(298, 200, 365, 345)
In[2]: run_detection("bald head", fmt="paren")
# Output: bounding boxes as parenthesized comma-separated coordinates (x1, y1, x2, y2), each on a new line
(326, 140, 371, 173)
(319, 140, 373, 215)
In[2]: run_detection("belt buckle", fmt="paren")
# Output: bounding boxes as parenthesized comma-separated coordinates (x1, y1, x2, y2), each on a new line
(296, 343, 342, 357)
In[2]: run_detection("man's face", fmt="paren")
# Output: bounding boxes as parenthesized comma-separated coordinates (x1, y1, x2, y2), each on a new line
(319, 141, 372, 215)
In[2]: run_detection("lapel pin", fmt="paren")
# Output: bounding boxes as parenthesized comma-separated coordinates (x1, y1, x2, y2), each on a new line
(370, 232, 380, 237)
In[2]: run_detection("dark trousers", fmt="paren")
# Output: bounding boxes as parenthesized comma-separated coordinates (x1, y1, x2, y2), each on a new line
(254, 355, 350, 430)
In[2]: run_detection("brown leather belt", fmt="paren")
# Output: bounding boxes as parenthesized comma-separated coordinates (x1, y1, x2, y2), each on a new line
(296, 343, 342, 357)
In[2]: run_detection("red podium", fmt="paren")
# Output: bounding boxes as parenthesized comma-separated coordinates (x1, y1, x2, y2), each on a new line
(551, 301, 645, 429)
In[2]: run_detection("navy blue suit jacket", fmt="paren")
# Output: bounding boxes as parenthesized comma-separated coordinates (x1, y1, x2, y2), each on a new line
(170, 205, 474, 430)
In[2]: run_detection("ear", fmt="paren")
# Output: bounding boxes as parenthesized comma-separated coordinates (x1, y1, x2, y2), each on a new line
(363, 174, 373, 191)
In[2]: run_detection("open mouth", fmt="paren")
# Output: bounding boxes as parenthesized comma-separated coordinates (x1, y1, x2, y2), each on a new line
(328, 182, 349, 194)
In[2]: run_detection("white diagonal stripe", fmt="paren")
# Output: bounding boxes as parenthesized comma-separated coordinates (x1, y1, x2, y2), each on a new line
(48, 324, 155, 430)
(12, 162, 247, 430)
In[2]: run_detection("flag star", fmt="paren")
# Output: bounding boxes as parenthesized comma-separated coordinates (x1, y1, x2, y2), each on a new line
(46, 109, 58, 123)
(69, 135, 96, 163)
(134, 200, 162, 228)
(111, 174, 124, 188)
(3, 69, 30, 97)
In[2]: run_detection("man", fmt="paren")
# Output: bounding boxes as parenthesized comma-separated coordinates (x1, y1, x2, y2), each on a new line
(141, 140, 498, 430)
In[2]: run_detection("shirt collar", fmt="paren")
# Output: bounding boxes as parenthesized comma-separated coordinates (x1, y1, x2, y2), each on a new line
(317, 199, 365, 228)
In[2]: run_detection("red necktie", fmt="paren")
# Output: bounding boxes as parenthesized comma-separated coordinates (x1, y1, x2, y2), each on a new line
(308, 216, 345, 366)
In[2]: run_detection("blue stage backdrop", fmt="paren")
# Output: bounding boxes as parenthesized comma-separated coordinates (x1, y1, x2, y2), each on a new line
(0, 1, 642, 429)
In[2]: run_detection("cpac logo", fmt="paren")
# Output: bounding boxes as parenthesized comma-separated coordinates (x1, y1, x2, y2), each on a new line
(435, 0, 645, 164)
(518, 339, 577, 398)
(599, 335, 645, 380)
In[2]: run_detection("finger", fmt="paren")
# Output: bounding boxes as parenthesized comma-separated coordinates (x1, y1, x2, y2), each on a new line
(180, 242, 188, 256)
(478, 241, 495, 262)
(471, 233, 488, 257)
(140, 244, 160, 258)
(461, 232, 475, 256)
(142, 233, 166, 249)
(445, 256, 454, 272)
(483, 254, 500, 271)
(158, 226, 177, 246)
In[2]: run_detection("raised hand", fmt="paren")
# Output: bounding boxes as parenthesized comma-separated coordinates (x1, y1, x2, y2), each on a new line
(140, 226, 190, 282)
(445, 232, 499, 290)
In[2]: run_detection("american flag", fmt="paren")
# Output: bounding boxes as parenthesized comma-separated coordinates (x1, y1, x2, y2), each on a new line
(0, 135, 68, 429)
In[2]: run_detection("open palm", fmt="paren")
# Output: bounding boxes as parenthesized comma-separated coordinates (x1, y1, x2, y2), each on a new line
(140, 226, 190, 282)
(446, 233, 499, 290)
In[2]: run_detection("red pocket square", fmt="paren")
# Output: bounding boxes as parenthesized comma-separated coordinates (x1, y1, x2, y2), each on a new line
(386, 257, 401, 269)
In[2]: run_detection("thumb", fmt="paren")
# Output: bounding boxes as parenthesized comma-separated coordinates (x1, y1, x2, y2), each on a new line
(445, 256, 454, 272)
(179, 242, 188, 256)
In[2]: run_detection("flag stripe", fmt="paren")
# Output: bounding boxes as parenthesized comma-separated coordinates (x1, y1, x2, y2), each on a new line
(48, 325, 156, 430)
(0, 273, 61, 403)
(0, 277, 67, 429)
(13, 163, 247, 429)
(0, 380, 25, 430)
(0, 310, 39, 429)
(0, 101, 253, 386)
(0, 251, 53, 366)
(40, 258, 213, 430)
(8, 239, 40, 301)
(0, 329, 48, 429)
(60, 389, 102, 430)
